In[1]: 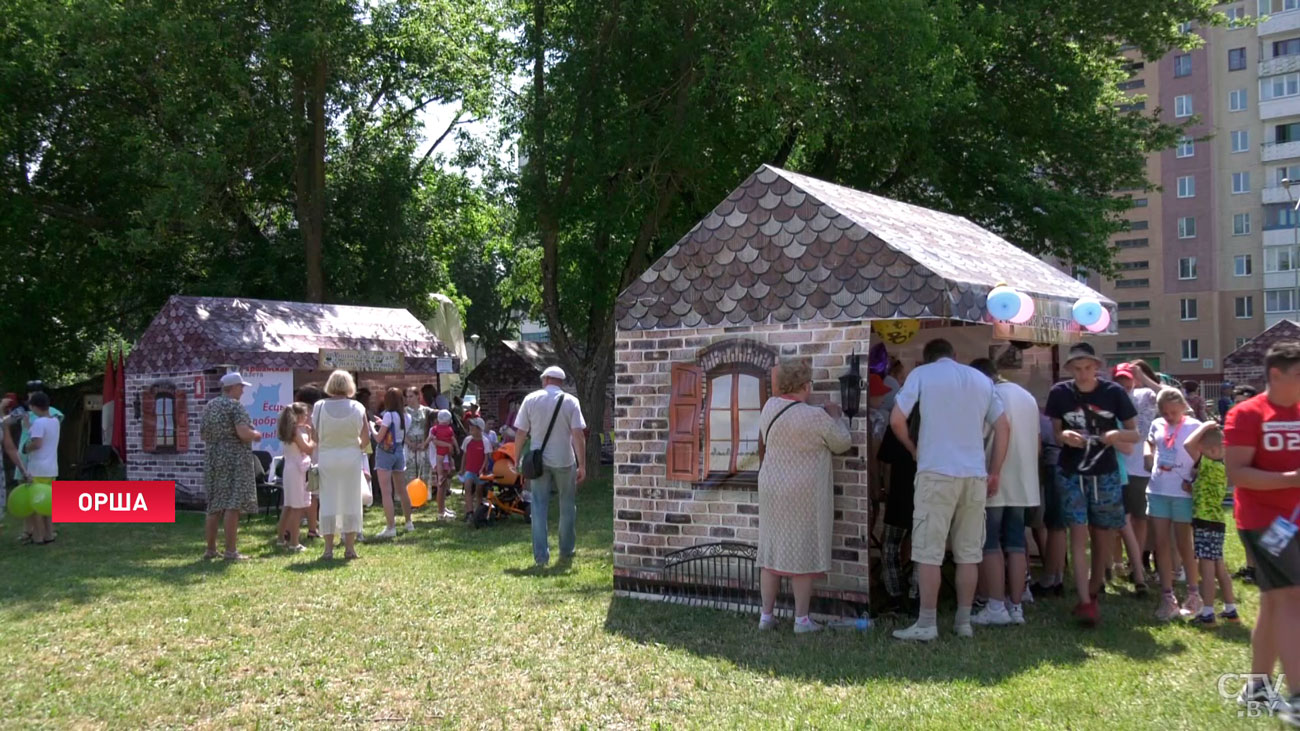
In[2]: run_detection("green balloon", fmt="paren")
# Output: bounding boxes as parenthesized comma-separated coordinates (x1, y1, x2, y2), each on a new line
(29, 483, 52, 517)
(7, 483, 34, 518)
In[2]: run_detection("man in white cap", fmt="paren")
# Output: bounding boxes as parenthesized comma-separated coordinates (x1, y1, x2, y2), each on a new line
(514, 364, 587, 567)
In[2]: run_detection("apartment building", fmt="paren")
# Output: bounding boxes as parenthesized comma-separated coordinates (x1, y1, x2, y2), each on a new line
(1093, 3, 1300, 379)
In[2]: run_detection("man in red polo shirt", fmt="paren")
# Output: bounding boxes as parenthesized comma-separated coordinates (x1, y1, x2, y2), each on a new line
(1224, 342, 1300, 716)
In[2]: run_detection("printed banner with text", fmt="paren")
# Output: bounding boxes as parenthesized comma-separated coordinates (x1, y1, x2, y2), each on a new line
(238, 369, 294, 458)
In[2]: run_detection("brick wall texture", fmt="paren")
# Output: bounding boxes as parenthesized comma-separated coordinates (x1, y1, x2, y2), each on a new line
(613, 321, 872, 596)
(125, 369, 220, 501)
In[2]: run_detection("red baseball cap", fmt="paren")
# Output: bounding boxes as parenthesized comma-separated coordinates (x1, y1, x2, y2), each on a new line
(868, 373, 892, 397)
(1112, 363, 1135, 380)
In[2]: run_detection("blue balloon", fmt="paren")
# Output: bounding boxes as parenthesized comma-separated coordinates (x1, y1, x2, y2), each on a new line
(1073, 299, 1103, 328)
(986, 288, 1022, 321)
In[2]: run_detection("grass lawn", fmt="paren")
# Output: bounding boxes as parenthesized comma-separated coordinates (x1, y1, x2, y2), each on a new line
(0, 471, 1270, 729)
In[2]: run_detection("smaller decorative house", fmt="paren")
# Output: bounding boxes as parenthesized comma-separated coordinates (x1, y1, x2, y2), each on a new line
(1223, 319, 1300, 388)
(613, 165, 1115, 615)
(126, 296, 457, 505)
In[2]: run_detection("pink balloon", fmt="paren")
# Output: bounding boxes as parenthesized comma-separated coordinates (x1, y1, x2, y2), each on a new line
(1085, 306, 1111, 333)
(1008, 293, 1035, 324)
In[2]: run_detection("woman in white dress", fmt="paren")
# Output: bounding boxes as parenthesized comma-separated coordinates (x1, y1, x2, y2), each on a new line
(313, 370, 368, 560)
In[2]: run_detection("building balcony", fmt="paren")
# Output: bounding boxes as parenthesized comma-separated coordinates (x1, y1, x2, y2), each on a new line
(1264, 185, 1297, 204)
(1267, 311, 1300, 328)
(1266, 270, 1300, 290)
(1260, 9, 1300, 37)
(1263, 140, 1300, 161)
(1266, 227, 1300, 247)
(1261, 95, 1300, 120)
(1261, 55, 1300, 76)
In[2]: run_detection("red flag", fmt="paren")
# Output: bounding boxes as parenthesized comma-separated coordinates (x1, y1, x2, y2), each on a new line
(102, 351, 116, 447)
(114, 349, 127, 464)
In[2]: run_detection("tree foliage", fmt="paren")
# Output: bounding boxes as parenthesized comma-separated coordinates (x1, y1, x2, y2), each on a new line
(508, 0, 1221, 441)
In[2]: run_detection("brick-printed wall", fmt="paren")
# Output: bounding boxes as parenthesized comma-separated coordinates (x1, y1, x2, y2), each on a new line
(613, 322, 872, 598)
(126, 369, 220, 502)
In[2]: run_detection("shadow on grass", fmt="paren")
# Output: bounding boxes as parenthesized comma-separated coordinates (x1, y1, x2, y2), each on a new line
(601, 593, 1193, 685)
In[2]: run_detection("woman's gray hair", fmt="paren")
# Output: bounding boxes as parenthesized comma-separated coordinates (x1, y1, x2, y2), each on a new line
(776, 358, 813, 396)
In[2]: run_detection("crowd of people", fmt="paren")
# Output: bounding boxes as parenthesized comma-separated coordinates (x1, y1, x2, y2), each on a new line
(199, 366, 589, 567)
(751, 336, 1300, 712)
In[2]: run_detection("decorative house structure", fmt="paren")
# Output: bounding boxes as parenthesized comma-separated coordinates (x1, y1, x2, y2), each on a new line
(1223, 319, 1300, 388)
(612, 165, 1115, 613)
(125, 296, 457, 505)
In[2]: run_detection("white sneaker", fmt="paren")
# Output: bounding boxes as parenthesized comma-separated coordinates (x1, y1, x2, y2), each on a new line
(375, 526, 397, 540)
(892, 623, 939, 642)
(971, 605, 1013, 626)
(1175, 567, 1186, 583)
(758, 616, 777, 631)
(1009, 605, 1026, 625)
(954, 623, 974, 638)
(1021, 586, 1034, 605)
(793, 619, 823, 634)
(405, 521, 415, 533)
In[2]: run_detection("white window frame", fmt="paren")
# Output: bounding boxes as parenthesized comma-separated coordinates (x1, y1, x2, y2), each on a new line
(1229, 88, 1248, 112)
(1237, 296, 1255, 319)
(1180, 297, 1199, 320)
(1228, 7, 1247, 28)
(1231, 129, 1250, 153)
(1266, 289, 1297, 314)
(1175, 94, 1194, 117)
(1234, 212, 1252, 235)
(1178, 175, 1196, 198)
(1178, 257, 1198, 280)
(1177, 136, 1195, 158)
(1262, 73, 1300, 102)
(1267, 246, 1296, 273)
(1236, 254, 1254, 276)
(1175, 55, 1193, 78)
(1178, 216, 1197, 239)
(1233, 171, 1251, 194)
(1181, 339, 1200, 362)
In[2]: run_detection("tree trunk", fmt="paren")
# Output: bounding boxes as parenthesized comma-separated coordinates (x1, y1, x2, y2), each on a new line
(294, 52, 327, 303)
(576, 349, 612, 475)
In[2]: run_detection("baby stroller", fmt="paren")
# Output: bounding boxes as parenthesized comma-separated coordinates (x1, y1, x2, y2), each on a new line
(472, 442, 532, 527)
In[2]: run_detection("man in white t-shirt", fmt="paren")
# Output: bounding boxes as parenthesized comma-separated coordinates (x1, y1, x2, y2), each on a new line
(889, 339, 1009, 641)
(969, 358, 1040, 627)
(23, 391, 60, 544)
(514, 366, 587, 567)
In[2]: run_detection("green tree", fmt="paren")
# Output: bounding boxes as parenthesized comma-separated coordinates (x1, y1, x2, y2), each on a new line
(510, 0, 1220, 453)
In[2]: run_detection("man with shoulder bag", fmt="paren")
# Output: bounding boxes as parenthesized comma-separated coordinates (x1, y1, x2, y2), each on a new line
(514, 365, 588, 567)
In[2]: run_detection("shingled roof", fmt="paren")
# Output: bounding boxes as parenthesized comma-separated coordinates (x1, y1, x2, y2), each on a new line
(465, 340, 561, 388)
(1224, 319, 1300, 369)
(127, 296, 456, 374)
(617, 165, 1113, 332)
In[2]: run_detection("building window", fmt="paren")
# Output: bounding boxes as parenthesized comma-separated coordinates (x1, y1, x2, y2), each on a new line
(141, 383, 188, 454)
(1267, 203, 1300, 229)
(705, 365, 767, 476)
(1174, 55, 1193, 78)
(1229, 88, 1248, 112)
(1236, 254, 1254, 276)
(1276, 38, 1300, 58)
(1234, 213, 1252, 236)
(1118, 340, 1153, 350)
(1115, 238, 1149, 249)
(1230, 47, 1248, 70)
(1127, 220, 1149, 231)
(1232, 130, 1250, 153)
(1262, 73, 1300, 102)
(1266, 289, 1297, 313)
(1277, 122, 1300, 144)
(1178, 216, 1197, 238)
(1228, 7, 1247, 28)
(1116, 260, 1150, 271)
(1267, 246, 1296, 272)
(1115, 278, 1150, 289)
(1237, 296, 1255, 318)
(1132, 198, 1148, 208)
(1175, 94, 1194, 118)
(1181, 339, 1200, 362)
(1233, 171, 1251, 194)
(1238, 336, 1251, 349)
(1177, 137, 1195, 158)
(1117, 300, 1150, 311)
(1180, 298, 1199, 320)
(155, 395, 175, 448)
(1275, 164, 1300, 186)
(1178, 175, 1196, 198)
(1118, 79, 1146, 91)
(1118, 318, 1151, 328)
(1178, 257, 1198, 280)
(1073, 267, 1089, 284)
(1179, 21, 1193, 34)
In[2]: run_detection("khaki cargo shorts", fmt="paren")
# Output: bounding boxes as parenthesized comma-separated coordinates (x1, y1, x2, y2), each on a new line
(911, 471, 988, 566)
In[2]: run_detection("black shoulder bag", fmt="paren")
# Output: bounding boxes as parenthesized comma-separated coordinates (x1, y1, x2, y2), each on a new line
(521, 396, 566, 479)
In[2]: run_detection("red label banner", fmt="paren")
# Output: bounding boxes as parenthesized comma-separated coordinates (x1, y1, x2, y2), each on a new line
(51, 481, 176, 523)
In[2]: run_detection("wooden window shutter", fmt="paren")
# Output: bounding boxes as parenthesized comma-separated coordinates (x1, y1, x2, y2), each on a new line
(666, 363, 704, 481)
(174, 391, 189, 452)
(141, 390, 157, 453)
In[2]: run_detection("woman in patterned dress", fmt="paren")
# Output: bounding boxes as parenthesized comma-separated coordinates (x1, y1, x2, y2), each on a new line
(756, 358, 853, 634)
(202, 373, 262, 560)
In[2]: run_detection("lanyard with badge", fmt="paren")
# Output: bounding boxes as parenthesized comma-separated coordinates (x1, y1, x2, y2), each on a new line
(1156, 418, 1182, 472)
(1260, 504, 1300, 557)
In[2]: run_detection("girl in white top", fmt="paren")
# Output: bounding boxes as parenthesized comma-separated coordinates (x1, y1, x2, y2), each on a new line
(275, 403, 315, 552)
(313, 370, 369, 560)
(1145, 387, 1202, 619)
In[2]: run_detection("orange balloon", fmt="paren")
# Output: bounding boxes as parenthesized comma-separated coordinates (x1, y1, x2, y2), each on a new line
(406, 478, 429, 508)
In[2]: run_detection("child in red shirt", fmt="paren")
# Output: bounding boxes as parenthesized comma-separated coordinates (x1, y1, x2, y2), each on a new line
(1224, 342, 1300, 716)
(424, 410, 457, 520)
